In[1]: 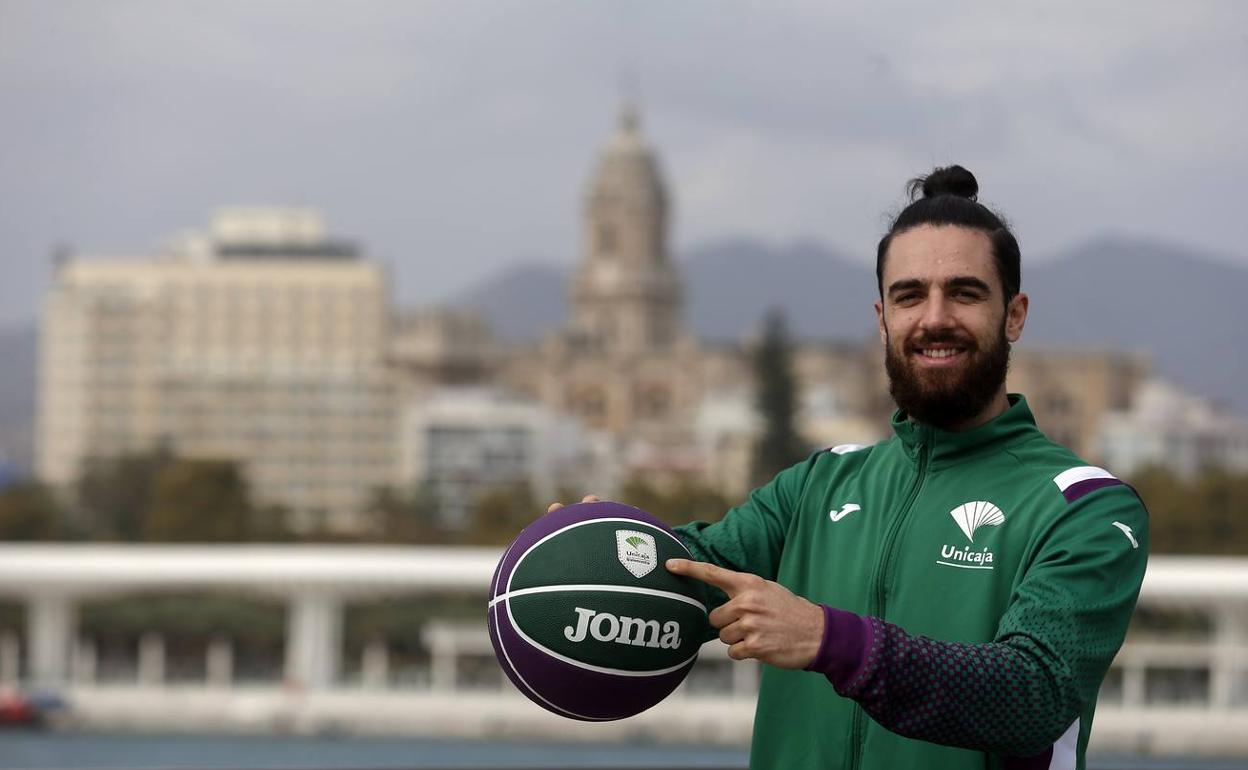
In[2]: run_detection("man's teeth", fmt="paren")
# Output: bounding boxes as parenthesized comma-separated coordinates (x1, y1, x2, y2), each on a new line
(922, 349, 960, 358)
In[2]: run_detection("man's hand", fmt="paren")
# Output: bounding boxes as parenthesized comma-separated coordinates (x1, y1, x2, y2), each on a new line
(667, 558, 824, 670)
(547, 494, 600, 513)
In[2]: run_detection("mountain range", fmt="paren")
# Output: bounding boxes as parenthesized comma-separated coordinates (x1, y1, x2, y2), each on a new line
(2, 234, 1243, 472)
(458, 235, 1247, 415)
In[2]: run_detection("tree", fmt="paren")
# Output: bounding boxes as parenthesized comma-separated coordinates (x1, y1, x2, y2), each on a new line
(0, 481, 63, 540)
(1193, 468, 1248, 553)
(142, 459, 253, 542)
(363, 484, 440, 544)
(77, 449, 175, 540)
(80, 592, 285, 647)
(750, 308, 808, 487)
(463, 481, 538, 545)
(1129, 465, 1248, 554)
(250, 503, 297, 543)
(619, 475, 732, 528)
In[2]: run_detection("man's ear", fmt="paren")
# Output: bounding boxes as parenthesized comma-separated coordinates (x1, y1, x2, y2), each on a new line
(874, 299, 887, 345)
(1005, 292, 1029, 342)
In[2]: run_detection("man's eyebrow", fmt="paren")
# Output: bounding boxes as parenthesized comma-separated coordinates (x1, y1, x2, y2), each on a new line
(886, 276, 994, 296)
(886, 278, 926, 296)
(947, 276, 992, 293)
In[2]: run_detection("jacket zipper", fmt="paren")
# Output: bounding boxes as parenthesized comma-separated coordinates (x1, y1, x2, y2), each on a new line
(847, 439, 929, 770)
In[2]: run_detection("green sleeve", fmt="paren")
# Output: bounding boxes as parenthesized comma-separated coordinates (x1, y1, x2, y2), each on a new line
(674, 453, 818, 618)
(993, 482, 1150, 721)
(837, 483, 1149, 756)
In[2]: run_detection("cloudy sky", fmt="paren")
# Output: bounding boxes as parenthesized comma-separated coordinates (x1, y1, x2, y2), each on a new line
(1, 1, 1245, 328)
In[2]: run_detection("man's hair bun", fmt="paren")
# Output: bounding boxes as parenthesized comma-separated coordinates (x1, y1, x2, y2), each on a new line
(907, 165, 978, 201)
(879, 163, 1020, 304)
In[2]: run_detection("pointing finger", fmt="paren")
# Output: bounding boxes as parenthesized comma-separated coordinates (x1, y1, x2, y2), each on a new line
(665, 559, 756, 597)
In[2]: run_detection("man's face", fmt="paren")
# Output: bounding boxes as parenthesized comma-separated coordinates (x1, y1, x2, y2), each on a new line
(874, 225, 1029, 430)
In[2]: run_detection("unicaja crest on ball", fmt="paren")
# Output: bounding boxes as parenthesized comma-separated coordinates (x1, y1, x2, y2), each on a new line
(487, 501, 709, 721)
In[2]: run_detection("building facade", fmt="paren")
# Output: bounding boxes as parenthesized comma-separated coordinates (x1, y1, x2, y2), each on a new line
(36, 109, 1160, 534)
(36, 208, 395, 532)
(493, 105, 1150, 497)
(500, 105, 703, 443)
(397, 387, 605, 530)
(1099, 379, 1248, 478)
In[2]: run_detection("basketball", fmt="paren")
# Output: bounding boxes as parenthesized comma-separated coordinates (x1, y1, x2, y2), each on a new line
(487, 501, 709, 721)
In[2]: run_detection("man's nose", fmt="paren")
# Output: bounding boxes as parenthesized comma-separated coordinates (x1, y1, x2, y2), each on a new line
(919, 294, 957, 330)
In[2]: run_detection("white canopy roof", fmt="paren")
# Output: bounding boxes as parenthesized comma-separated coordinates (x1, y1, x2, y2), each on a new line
(0, 545, 502, 598)
(0, 546, 1241, 603)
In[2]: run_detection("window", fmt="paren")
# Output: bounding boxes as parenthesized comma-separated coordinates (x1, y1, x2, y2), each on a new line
(597, 224, 616, 255)
(636, 385, 670, 419)
(573, 388, 606, 420)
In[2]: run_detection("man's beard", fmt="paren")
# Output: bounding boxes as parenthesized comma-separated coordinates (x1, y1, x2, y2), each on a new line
(884, 322, 1011, 431)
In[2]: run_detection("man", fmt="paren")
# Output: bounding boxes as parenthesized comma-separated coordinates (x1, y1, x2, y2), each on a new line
(555, 166, 1147, 770)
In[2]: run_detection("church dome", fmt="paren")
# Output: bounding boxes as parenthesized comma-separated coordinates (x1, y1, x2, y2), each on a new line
(587, 102, 667, 205)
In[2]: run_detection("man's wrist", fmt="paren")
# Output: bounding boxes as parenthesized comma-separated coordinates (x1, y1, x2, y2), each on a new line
(803, 604, 875, 691)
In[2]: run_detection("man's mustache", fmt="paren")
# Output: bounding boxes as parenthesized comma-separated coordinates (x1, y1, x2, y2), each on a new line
(905, 333, 977, 350)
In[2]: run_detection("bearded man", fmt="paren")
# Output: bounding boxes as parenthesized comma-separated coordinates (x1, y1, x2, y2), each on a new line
(555, 165, 1148, 770)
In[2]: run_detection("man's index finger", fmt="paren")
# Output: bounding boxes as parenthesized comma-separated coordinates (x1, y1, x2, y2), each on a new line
(666, 558, 751, 596)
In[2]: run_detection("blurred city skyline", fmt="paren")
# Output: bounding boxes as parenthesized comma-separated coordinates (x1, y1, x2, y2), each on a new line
(2, 6, 1248, 756)
(2, 1, 1247, 331)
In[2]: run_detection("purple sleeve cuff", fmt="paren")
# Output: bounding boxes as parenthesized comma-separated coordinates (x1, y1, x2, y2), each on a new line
(803, 604, 875, 691)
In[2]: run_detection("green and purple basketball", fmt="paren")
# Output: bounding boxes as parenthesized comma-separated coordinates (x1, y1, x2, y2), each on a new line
(487, 501, 709, 721)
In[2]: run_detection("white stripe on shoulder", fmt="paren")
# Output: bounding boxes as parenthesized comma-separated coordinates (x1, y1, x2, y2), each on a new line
(1053, 466, 1117, 492)
(828, 443, 868, 455)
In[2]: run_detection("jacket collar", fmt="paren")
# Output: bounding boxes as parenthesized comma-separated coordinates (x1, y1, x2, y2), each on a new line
(890, 394, 1040, 468)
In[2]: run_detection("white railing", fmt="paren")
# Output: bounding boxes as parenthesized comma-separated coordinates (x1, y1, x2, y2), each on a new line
(0, 547, 1245, 755)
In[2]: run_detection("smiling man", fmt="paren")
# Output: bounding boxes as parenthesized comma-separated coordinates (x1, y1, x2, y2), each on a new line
(879, 223, 1023, 432)
(662, 166, 1150, 770)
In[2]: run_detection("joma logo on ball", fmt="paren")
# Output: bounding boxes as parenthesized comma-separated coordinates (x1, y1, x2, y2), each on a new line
(563, 607, 681, 649)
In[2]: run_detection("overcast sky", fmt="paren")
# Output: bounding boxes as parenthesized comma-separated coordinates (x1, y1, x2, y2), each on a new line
(1, 1, 1245, 329)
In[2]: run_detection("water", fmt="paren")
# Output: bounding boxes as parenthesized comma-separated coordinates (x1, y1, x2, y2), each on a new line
(0, 732, 744, 769)
(0, 732, 1243, 770)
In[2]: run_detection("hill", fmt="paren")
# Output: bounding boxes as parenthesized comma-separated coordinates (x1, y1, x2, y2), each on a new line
(1, 234, 1241, 468)
(454, 236, 1248, 414)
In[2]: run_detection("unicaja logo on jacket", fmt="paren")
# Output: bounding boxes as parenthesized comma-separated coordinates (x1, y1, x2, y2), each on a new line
(937, 501, 1005, 571)
(949, 501, 1005, 542)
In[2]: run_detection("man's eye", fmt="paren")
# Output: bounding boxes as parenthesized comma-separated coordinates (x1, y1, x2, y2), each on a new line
(895, 293, 919, 304)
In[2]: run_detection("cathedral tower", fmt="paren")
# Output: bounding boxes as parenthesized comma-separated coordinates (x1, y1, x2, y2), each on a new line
(569, 102, 682, 355)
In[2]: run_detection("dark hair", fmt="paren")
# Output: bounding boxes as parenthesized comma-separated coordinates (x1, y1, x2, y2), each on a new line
(875, 165, 1020, 305)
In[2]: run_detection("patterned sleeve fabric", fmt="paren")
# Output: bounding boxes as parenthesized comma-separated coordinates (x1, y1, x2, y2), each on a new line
(826, 612, 1079, 757)
(813, 485, 1149, 758)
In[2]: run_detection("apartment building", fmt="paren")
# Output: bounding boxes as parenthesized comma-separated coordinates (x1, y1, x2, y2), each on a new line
(36, 209, 394, 532)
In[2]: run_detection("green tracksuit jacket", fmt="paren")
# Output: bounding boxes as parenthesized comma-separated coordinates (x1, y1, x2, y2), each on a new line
(675, 395, 1148, 770)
